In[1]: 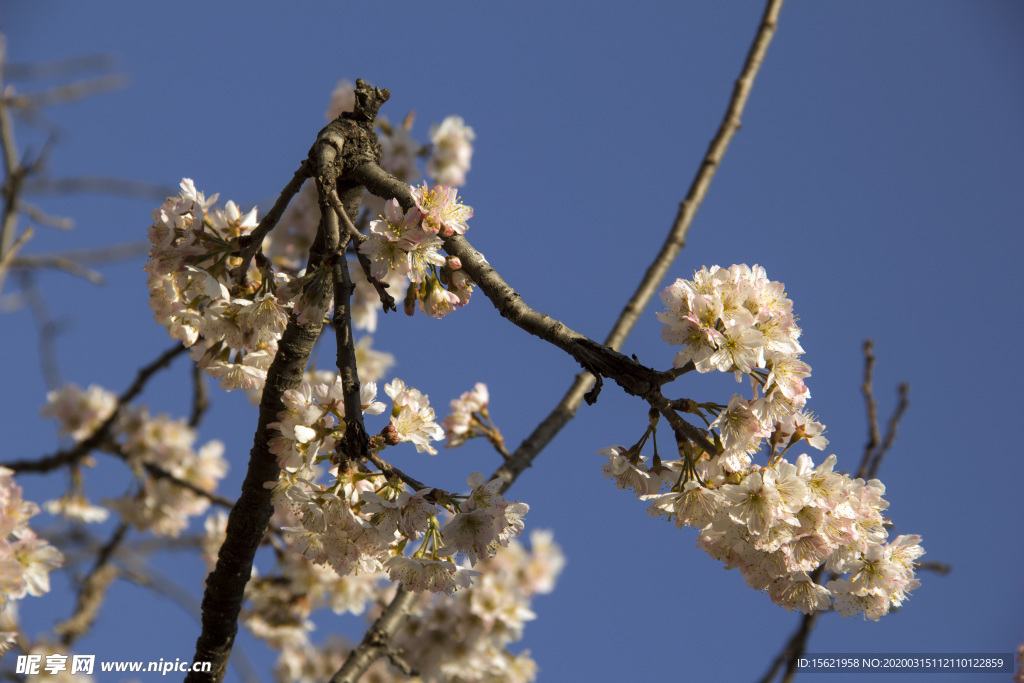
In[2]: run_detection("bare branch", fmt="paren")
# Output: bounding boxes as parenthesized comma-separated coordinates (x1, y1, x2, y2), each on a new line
(4, 53, 118, 82)
(189, 361, 210, 429)
(55, 523, 129, 646)
(8, 240, 149, 266)
(21, 176, 178, 201)
(11, 252, 104, 284)
(865, 382, 909, 478)
(15, 199, 72, 229)
(6, 74, 126, 110)
(15, 269, 64, 389)
(859, 339, 881, 475)
(331, 187, 396, 312)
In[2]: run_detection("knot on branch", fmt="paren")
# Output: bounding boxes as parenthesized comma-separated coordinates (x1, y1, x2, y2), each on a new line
(335, 419, 370, 468)
(311, 79, 388, 185)
(573, 338, 665, 404)
(351, 78, 390, 123)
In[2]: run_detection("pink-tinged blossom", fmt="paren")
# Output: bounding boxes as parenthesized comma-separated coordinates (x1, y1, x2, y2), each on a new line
(439, 509, 504, 565)
(383, 556, 477, 595)
(709, 314, 765, 378)
(768, 572, 833, 614)
(771, 411, 828, 453)
(418, 277, 461, 319)
(40, 384, 117, 443)
(398, 489, 438, 540)
(711, 395, 768, 466)
(427, 115, 475, 187)
(391, 408, 444, 454)
(410, 183, 473, 236)
(360, 200, 441, 282)
(598, 446, 661, 497)
(721, 469, 782, 536)
(645, 482, 725, 530)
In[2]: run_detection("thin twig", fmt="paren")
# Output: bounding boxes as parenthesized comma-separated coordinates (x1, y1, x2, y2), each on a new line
(364, 452, 428, 493)
(859, 339, 881, 475)
(0, 224, 32, 275)
(7, 239, 149, 265)
(0, 52, 25, 295)
(757, 609, 821, 683)
(11, 252, 104, 284)
(15, 269, 64, 389)
(4, 53, 118, 82)
(331, 187, 395, 312)
(236, 160, 312, 280)
(329, 589, 420, 683)
(21, 176, 177, 201)
(16, 199, 73, 229)
(55, 523, 129, 646)
(7, 74, 125, 110)
(866, 382, 909, 478)
(101, 439, 235, 510)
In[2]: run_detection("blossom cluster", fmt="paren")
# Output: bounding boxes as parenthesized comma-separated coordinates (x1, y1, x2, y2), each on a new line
(630, 448, 921, 619)
(40, 383, 227, 537)
(266, 374, 528, 596)
(144, 179, 290, 392)
(274, 466, 527, 596)
(359, 185, 475, 319)
(597, 264, 923, 620)
(267, 530, 563, 683)
(0, 468, 64, 651)
(144, 88, 476, 391)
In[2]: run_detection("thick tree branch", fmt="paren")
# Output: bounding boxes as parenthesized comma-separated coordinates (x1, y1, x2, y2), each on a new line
(189, 78, 390, 683)
(186, 317, 323, 683)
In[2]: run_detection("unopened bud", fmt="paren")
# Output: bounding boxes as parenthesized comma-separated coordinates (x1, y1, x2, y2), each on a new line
(403, 282, 418, 316)
(381, 423, 402, 446)
(447, 256, 462, 270)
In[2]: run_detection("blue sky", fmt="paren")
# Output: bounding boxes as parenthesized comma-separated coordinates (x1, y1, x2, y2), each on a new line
(3, 2, 1023, 682)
